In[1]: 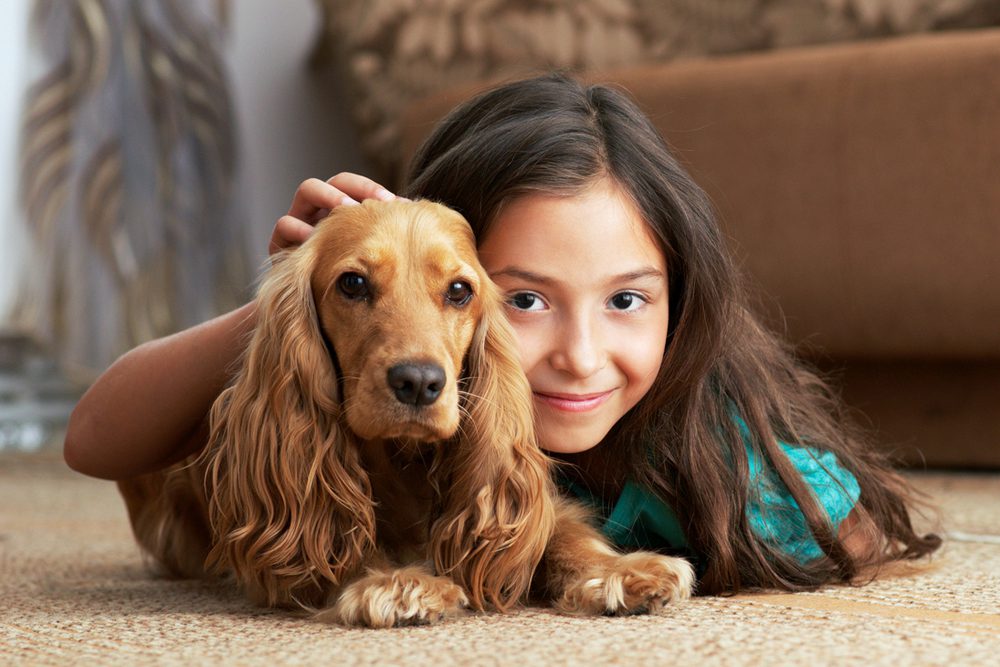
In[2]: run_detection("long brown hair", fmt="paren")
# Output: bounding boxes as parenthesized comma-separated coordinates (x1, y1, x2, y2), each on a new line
(404, 72, 940, 594)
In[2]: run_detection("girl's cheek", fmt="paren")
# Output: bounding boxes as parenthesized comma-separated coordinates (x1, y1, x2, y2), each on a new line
(619, 308, 669, 383)
(509, 320, 552, 382)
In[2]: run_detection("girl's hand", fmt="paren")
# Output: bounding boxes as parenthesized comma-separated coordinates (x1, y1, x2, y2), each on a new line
(268, 173, 399, 256)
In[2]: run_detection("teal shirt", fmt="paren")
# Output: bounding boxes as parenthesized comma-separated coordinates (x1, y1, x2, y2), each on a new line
(560, 440, 861, 565)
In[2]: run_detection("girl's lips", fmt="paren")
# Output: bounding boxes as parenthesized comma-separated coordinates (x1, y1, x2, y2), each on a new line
(533, 390, 614, 413)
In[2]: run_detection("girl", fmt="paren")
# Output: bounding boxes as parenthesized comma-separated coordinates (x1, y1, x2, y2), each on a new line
(65, 73, 940, 594)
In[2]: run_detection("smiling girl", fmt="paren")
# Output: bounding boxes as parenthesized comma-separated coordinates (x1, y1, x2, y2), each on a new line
(65, 73, 940, 593)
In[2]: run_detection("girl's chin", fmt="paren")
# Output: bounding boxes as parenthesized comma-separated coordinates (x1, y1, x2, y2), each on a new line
(536, 428, 609, 455)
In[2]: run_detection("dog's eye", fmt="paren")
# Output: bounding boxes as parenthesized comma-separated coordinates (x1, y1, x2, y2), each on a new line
(338, 272, 370, 300)
(445, 281, 473, 307)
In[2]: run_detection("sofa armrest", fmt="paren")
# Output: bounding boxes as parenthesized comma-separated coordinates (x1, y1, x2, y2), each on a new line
(401, 29, 1000, 360)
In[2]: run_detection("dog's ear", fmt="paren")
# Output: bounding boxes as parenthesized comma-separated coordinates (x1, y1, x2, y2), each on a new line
(200, 246, 375, 608)
(430, 280, 555, 611)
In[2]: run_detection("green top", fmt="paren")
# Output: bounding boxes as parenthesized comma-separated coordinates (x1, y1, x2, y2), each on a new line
(560, 436, 861, 565)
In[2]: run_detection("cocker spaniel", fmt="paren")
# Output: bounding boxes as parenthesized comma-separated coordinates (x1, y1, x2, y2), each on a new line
(118, 200, 693, 627)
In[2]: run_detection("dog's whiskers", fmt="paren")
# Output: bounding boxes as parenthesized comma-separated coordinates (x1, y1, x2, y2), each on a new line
(458, 386, 503, 412)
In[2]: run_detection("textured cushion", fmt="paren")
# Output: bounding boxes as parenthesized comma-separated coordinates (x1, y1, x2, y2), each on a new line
(312, 0, 995, 183)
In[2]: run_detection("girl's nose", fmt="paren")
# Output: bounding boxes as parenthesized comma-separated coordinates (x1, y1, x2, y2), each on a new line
(549, 313, 607, 379)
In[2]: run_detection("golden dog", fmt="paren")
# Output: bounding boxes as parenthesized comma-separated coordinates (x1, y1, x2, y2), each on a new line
(118, 200, 693, 627)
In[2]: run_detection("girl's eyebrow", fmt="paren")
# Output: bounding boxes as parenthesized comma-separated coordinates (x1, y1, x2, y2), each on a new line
(610, 268, 665, 284)
(490, 266, 664, 286)
(489, 267, 556, 284)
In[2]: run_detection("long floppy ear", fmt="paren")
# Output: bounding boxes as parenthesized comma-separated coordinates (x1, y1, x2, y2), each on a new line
(430, 281, 556, 611)
(199, 246, 375, 609)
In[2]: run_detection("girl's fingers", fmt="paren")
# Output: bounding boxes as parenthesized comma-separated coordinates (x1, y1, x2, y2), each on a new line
(286, 178, 358, 223)
(327, 172, 396, 204)
(269, 215, 318, 255)
(273, 173, 402, 257)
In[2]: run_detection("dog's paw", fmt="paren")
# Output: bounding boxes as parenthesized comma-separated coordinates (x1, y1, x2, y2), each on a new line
(556, 552, 694, 616)
(319, 566, 469, 628)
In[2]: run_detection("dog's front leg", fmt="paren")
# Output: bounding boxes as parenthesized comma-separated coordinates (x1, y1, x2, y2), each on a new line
(541, 498, 695, 615)
(317, 554, 469, 628)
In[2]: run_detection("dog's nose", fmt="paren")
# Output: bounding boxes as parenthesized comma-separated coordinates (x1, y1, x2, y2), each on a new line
(387, 363, 446, 406)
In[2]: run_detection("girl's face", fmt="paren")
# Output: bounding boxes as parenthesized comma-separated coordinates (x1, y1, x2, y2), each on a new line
(478, 179, 669, 454)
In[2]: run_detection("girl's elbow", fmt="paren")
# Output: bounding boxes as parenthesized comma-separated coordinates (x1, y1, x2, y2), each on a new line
(838, 507, 881, 563)
(63, 404, 100, 477)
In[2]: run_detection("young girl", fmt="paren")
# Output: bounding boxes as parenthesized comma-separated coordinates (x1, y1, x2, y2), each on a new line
(65, 73, 940, 594)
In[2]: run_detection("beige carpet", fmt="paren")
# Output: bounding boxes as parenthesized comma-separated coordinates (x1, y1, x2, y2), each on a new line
(3, 452, 999, 666)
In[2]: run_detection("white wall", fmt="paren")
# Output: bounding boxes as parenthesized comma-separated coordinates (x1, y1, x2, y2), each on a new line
(229, 0, 370, 266)
(0, 0, 370, 322)
(0, 1, 31, 321)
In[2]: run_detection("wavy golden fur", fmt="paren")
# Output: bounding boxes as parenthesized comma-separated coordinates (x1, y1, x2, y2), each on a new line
(118, 199, 694, 627)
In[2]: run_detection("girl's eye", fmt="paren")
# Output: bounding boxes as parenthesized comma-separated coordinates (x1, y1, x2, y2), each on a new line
(337, 272, 370, 300)
(608, 291, 646, 312)
(507, 292, 545, 312)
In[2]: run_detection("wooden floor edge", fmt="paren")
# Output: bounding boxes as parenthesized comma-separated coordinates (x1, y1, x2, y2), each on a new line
(731, 593, 1000, 631)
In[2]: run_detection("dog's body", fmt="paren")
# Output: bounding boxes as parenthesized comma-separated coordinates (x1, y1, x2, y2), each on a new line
(118, 200, 693, 627)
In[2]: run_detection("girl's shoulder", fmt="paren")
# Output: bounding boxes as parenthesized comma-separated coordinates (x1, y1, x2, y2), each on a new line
(734, 414, 861, 528)
(743, 432, 862, 563)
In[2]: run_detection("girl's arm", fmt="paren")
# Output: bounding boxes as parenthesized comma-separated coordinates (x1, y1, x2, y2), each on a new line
(64, 302, 258, 479)
(63, 174, 397, 480)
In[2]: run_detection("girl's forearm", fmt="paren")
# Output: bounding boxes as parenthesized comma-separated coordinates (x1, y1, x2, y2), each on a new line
(64, 301, 258, 480)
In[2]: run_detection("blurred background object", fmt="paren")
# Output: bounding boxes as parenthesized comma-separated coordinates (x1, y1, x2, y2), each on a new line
(13, 0, 250, 385)
(0, 332, 78, 453)
(0, 0, 368, 452)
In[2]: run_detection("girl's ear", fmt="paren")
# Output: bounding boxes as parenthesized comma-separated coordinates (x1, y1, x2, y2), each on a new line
(430, 282, 555, 611)
(200, 248, 375, 609)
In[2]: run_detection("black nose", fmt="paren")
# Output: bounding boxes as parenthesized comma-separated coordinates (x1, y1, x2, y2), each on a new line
(387, 363, 446, 406)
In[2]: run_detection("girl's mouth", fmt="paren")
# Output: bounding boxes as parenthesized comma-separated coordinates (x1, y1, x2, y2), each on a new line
(532, 390, 614, 413)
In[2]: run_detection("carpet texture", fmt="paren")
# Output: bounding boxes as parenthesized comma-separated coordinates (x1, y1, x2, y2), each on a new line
(2, 453, 999, 666)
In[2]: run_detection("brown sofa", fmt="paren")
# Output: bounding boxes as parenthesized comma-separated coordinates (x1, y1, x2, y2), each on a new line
(399, 29, 1000, 469)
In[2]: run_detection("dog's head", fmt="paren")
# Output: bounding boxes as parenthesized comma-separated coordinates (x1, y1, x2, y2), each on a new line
(308, 200, 484, 442)
(202, 200, 553, 611)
